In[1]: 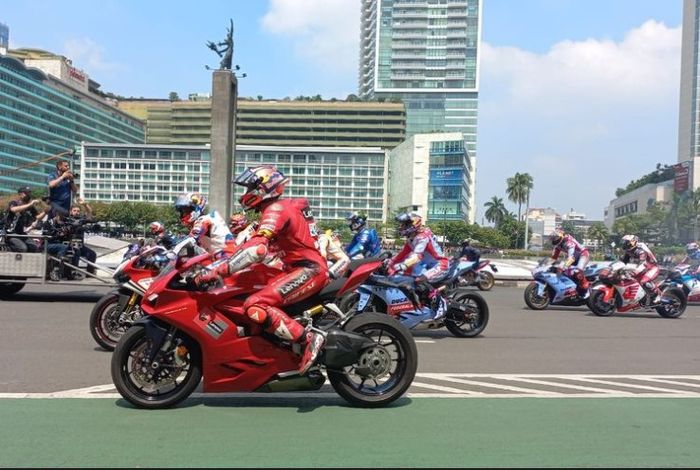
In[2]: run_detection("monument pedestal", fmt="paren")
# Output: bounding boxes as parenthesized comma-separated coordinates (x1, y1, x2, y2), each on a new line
(209, 70, 237, 217)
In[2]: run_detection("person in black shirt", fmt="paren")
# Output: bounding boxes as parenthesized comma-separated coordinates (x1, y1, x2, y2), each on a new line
(3, 186, 41, 252)
(459, 238, 481, 266)
(67, 199, 97, 275)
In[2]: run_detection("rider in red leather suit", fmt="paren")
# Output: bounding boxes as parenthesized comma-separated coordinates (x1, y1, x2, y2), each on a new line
(195, 166, 329, 375)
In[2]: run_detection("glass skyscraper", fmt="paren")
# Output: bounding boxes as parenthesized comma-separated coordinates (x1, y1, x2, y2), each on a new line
(359, 0, 481, 157)
(678, 0, 700, 190)
(0, 54, 144, 193)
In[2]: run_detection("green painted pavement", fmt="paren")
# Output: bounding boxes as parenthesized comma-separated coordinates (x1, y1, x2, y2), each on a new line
(1, 397, 699, 468)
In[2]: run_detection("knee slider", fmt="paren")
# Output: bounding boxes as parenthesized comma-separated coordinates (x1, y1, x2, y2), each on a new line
(246, 305, 268, 325)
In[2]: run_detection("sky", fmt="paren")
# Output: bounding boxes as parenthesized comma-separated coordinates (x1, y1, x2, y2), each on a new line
(2, 0, 684, 222)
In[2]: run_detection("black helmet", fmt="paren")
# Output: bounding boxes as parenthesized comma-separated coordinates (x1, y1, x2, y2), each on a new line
(17, 186, 31, 195)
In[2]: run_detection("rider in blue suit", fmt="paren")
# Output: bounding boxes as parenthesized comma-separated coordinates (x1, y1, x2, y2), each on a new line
(681, 242, 700, 278)
(345, 212, 381, 259)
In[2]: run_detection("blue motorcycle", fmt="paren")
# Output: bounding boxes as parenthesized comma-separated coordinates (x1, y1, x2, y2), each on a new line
(523, 258, 608, 310)
(659, 263, 700, 303)
(340, 261, 489, 338)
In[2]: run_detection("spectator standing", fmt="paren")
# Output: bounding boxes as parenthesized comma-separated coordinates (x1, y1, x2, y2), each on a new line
(47, 159, 77, 215)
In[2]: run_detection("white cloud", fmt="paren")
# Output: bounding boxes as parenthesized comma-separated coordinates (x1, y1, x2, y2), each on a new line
(475, 20, 682, 221)
(62, 37, 121, 76)
(261, 0, 359, 77)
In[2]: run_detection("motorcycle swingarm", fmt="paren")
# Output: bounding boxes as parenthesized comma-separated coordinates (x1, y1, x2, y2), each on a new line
(322, 329, 377, 369)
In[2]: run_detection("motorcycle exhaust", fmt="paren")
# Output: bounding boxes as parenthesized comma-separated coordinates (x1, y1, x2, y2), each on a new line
(255, 370, 326, 393)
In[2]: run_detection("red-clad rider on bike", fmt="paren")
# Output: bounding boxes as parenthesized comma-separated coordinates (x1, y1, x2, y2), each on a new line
(549, 229, 590, 298)
(194, 166, 329, 375)
(620, 234, 661, 303)
(175, 192, 234, 255)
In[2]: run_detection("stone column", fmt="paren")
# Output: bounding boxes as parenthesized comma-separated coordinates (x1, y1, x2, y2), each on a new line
(209, 70, 237, 217)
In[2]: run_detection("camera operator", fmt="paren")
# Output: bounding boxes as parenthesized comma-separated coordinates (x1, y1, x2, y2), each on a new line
(3, 186, 42, 252)
(47, 159, 78, 216)
(67, 198, 97, 275)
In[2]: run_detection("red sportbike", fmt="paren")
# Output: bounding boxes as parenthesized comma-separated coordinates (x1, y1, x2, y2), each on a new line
(90, 244, 171, 351)
(588, 261, 687, 318)
(111, 242, 417, 409)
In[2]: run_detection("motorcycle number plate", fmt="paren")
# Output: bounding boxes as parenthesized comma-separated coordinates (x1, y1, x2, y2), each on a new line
(138, 278, 154, 290)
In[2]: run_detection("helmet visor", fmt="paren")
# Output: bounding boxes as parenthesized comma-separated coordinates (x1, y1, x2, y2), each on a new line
(233, 169, 261, 189)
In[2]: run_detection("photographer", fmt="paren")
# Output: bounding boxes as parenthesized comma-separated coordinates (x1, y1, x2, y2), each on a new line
(3, 186, 42, 253)
(46, 159, 78, 216)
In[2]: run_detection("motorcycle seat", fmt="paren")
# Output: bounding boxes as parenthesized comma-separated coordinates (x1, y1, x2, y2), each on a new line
(428, 262, 461, 286)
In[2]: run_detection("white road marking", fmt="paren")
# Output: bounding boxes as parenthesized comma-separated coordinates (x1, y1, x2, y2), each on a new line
(414, 340, 435, 343)
(3, 374, 700, 399)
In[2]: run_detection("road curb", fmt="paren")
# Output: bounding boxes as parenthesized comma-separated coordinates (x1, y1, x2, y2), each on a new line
(494, 280, 532, 288)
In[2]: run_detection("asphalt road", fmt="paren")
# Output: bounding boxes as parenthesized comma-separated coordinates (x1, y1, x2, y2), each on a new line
(1, 283, 699, 393)
(2, 284, 700, 468)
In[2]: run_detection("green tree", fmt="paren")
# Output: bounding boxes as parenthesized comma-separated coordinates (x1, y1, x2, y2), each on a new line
(484, 196, 507, 228)
(587, 222, 609, 253)
(497, 214, 528, 249)
(168, 91, 180, 101)
(505, 172, 534, 221)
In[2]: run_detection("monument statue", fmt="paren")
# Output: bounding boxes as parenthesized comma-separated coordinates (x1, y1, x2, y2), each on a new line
(206, 19, 234, 70)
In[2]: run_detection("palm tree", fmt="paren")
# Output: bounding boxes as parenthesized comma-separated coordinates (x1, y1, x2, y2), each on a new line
(506, 172, 534, 221)
(587, 222, 609, 254)
(484, 196, 507, 228)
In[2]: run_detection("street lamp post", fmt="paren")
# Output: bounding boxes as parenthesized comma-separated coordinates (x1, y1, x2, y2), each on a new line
(523, 193, 530, 250)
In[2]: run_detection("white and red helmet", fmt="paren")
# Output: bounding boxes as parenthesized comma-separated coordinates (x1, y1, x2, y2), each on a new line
(148, 221, 165, 235)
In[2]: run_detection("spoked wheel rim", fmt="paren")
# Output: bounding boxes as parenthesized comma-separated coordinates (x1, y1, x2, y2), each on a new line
(338, 325, 408, 396)
(118, 333, 196, 402)
(98, 303, 134, 346)
(658, 293, 684, 316)
(590, 290, 615, 315)
(526, 284, 549, 309)
(446, 295, 484, 334)
(478, 272, 495, 290)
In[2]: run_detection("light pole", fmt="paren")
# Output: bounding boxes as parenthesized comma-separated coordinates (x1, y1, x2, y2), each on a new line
(523, 192, 530, 250)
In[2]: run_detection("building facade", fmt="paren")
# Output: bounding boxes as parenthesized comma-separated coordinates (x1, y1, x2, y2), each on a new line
(359, 0, 481, 157)
(0, 53, 145, 194)
(526, 207, 560, 251)
(678, 0, 700, 192)
(603, 181, 674, 229)
(117, 98, 406, 149)
(388, 132, 475, 223)
(79, 143, 388, 223)
(80, 143, 210, 204)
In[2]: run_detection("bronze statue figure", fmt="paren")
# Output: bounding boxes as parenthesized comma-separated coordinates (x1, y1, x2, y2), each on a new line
(207, 19, 234, 70)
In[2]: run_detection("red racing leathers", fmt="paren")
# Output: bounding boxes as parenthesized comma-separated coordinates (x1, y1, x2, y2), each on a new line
(204, 199, 329, 343)
(621, 242, 660, 295)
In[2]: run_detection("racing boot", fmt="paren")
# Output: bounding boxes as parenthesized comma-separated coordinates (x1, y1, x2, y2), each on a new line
(299, 331, 325, 375)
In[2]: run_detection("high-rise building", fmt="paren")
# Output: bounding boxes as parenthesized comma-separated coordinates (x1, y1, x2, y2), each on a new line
(678, 0, 700, 190)
(0, 53, 144, 193)
(0, 23, 9, 54)
(117, 98, 406, 148)
(387, 132, 475, 223)
(359, 0, 481, 155)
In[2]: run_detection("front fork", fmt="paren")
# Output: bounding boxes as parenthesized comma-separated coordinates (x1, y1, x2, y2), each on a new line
(117, 291, 141, 325)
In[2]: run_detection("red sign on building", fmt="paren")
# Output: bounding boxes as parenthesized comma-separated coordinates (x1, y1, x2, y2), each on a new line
(673, 161, 690, 193)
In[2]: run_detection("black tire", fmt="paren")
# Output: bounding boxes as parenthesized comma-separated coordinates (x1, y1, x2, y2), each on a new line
(588, 289, 616, 316)
(523, 282, 550, 310)
(327, 313, 417, 408)
(89, 291, 133, 351)
(476, 271, 495, 291)
(111, 325, 202, 409)
(0, 281, 25, 299)
(444, 291, 489, 337)
(655, 287, 687, 318)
